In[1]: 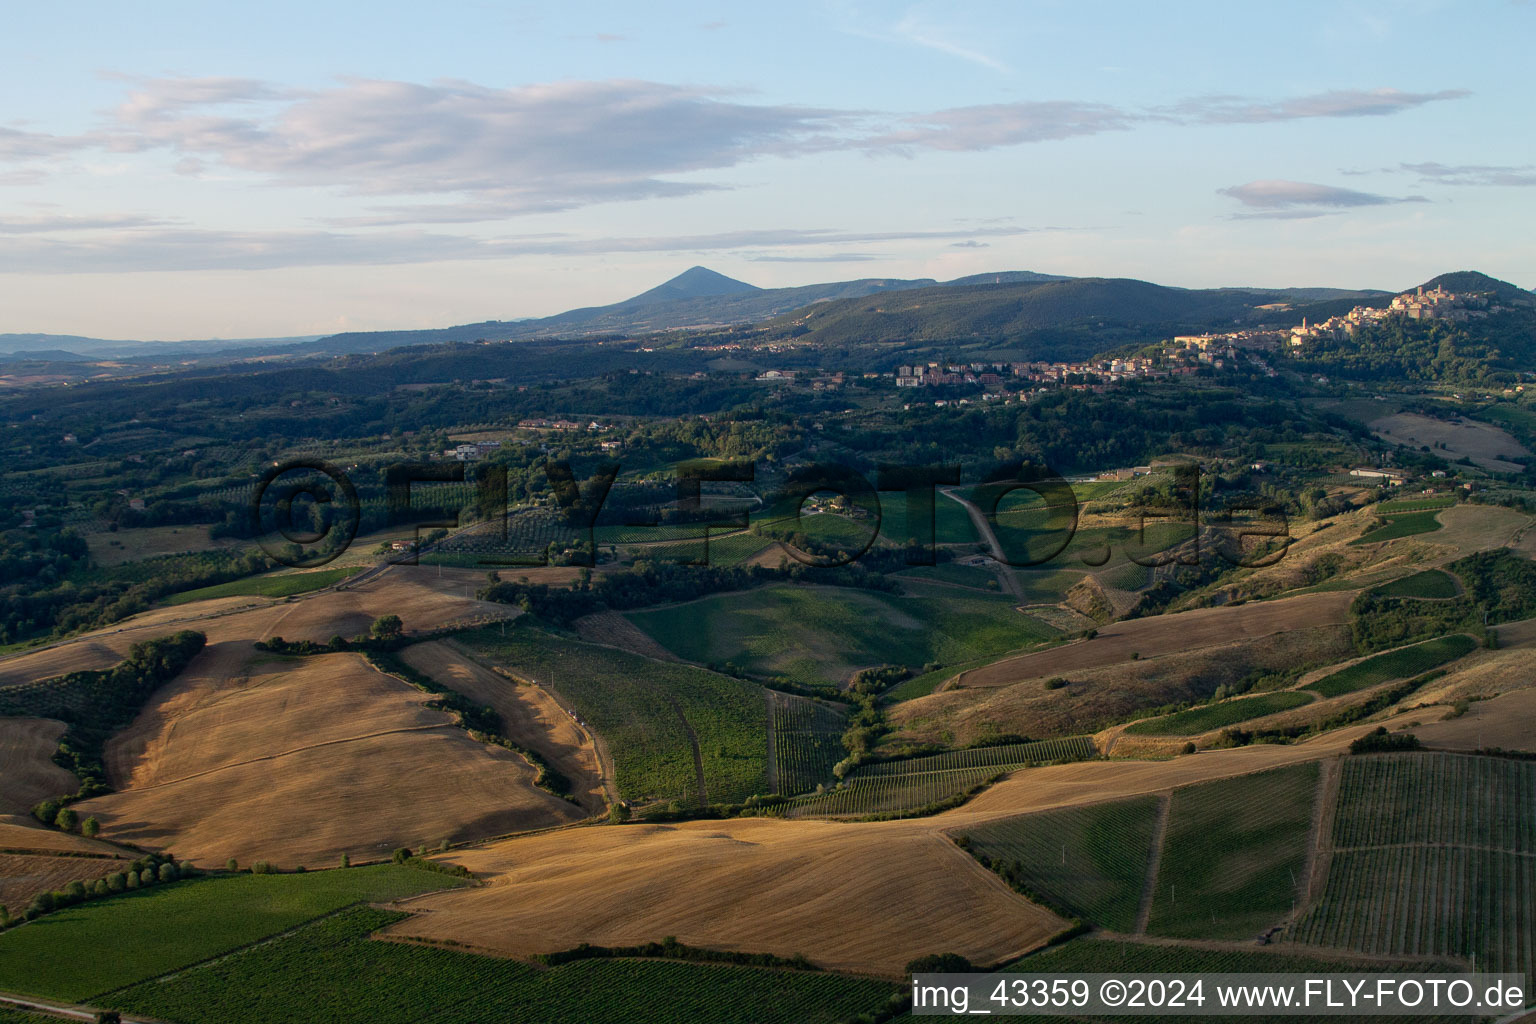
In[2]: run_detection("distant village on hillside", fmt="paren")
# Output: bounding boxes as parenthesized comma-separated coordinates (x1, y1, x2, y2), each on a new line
(886, 285, 1510, 402)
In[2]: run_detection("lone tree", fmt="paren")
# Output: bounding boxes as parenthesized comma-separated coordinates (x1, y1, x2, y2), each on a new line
(82, 816, 101, 838)
(370, 614, 404, 640)
(54, 807, 78, 833)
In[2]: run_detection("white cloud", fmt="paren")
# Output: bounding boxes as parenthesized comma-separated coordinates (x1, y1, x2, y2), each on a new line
(0, 224, 1035, 273)
(1400, 161, 1536, 186)
(1218, 179, 1429, 218)
(1166, 88, 1469, 124)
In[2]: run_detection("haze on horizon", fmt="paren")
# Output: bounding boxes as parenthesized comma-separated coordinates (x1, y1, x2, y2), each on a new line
(1, 0, 1531, 340)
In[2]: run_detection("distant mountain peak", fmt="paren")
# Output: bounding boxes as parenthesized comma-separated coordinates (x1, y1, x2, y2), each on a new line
(622, 266, 760, 307)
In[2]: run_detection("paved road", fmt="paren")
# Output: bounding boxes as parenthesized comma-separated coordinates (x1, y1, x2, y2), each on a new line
(939, 487, 1026, 602)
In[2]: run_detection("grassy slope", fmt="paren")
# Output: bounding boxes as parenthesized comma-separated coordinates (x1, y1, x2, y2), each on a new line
(625, 584, 1057, 684)
(1308, 635, 1476, 699)
(1147, 762, 1317, 940)
(962, 796, 1160, 931)
(1351, 510, 1444, 545)
(0, 865, 458, 1001)
(163, 565, 363, 605)
(1369, 569, 1459, 600)
(114, 905, 898, 1024)
(1125, 691, 1315, 737)
(455, 623, 768, 805)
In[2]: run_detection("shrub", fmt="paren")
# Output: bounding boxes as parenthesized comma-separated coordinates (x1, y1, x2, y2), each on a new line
(158, 862, 178, 883)
(1350, 726, 1422, 755)
(1044, 677, 1069, 690)
(106, 872, 126, 893)
(82, 815, 100, 838)
(1181, 742, 1197, 754)
(54, 807, 79, 832)
(139, 868, 157, 886)
(226, 858, 238, 872)
(391, 847, 413, 864)
(906, 952, 974, 975)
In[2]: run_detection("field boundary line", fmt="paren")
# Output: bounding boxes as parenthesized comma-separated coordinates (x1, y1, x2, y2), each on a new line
(764, 690, 780, 795)
(1132, 791, 1172, 935)
(661, 691, 708, 804)
(86, 899, 381, 1002)
(119, 724, 452, 793)
(1297, 755, 1341, 924)
(448, 640, 620, 808)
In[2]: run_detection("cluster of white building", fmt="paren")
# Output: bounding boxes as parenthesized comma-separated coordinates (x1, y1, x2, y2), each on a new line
(1289, 286, 1497, 346)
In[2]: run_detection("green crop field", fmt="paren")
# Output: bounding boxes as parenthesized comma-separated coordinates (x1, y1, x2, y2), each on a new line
(781, 765, 1006, 818)
(854, 738, 1094, 777)
(1097, 558, 1152, 591)
(163, 565, 364, 605)
(1307, 635, 1476, 699)
(1288, 753, 1536, 986)
(988, 521, 1192, 575)
(1352, 510, 1445, 545)
(455, 623, 768, 805)
(1369, 569, 1460, 600)
(880, 495, 981, 547)
(1147, 762, 1317, 940)
(0, 1010, 62, 1024)
(783, 739, 1092, 819)
(894, 561, 1001, 590)
(625, 584, 1058, 685)
(1124, 691, 1315, 737)
(112, 906, 899, 1024)
(770, 695, 846, 795)
(626, 530, 776, 567)
(961, 796, 1159, 930)
(1378, 497, 1457, 513)
(0, 865, 459, 1001)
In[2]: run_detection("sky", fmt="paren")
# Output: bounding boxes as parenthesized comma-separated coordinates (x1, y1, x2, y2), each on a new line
(1, 0, 1532, 340)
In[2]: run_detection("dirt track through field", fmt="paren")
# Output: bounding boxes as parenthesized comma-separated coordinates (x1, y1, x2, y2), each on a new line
(401, 640, 608, 812)
(1132, 793, 1171, 935)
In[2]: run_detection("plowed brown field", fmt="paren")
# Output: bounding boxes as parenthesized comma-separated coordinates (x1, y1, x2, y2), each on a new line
(0, 718, 76, 815)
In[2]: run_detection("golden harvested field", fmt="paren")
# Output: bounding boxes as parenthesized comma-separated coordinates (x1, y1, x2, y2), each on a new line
(1412, 687, 1536, 753)
(0, 852, 123, 913)
(76, 650, 584, 867)
(388, 816, 1067, 975)
(891, 625, 1353, 748)
(940, 716, 1402, 826)
(0, 563, 510, 688)
(1422, 504, 1532, 556)
(400, 640, 608, 812)
(0, 718, 76, 815)
(0, 814, 123, 856)
(400, 719, 1398, 976)
(1368, 412, 1530, 473)
(950, 591, 1354, 689)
